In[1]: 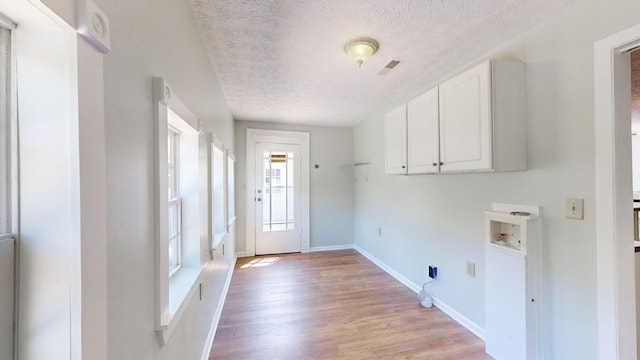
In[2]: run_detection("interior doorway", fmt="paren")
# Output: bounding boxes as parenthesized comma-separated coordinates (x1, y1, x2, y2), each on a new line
(245, 129, 310, 256)
(594, 24, 640, 360)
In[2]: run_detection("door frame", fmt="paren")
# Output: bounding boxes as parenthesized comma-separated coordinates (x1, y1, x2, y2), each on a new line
(594, 23, 640, 359)
(246, 129, 310, 256)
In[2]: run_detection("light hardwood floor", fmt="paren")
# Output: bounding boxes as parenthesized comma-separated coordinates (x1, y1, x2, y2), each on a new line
(210, 249, 490, 359)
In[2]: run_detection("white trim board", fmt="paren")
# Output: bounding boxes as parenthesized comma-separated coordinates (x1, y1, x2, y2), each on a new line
(594, 23, 640, 360)
(354, 245, 485, 340)
(200, 256, 237, 360)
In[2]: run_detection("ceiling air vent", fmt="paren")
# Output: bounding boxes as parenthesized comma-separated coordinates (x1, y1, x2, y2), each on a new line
(377, 60, 401, 76)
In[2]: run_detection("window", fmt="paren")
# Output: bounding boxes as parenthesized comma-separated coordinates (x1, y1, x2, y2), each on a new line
(153, 77, 203, 344)
(167, 127, 181, 275)
(212, 141, 226, 246)
(227, 152, 235, 225)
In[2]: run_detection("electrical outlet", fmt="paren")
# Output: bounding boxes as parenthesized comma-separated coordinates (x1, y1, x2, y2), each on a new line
(566, 198, 584, 220)
(428, 266, 438, 279)
(466, 261, 475, 277)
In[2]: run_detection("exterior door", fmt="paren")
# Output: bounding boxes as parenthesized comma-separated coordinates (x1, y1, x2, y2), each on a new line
(255, 143, 301, 255)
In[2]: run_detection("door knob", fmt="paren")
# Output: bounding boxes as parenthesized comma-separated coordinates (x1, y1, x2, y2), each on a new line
(257, 197, 262, 202)
(257, 189, 262, 194)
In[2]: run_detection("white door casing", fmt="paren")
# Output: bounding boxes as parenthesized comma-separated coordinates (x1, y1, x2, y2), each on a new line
(594, 23, 640, 360)
(246, 129, 309, 256)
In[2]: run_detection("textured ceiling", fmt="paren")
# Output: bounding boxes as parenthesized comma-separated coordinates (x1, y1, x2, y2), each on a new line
(188, 0, 574, 127)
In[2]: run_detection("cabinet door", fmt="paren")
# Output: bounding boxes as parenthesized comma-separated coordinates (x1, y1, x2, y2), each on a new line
(384, 104, 407, 174)
(407, 87, 440, 174)
(485, 245, 527, 360)
(439, 61, 492, 172)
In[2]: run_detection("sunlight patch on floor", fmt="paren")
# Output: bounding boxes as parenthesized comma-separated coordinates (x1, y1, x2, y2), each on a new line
(240, 257, 281, 269)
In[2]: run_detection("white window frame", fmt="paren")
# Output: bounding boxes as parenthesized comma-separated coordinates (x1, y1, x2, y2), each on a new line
(152, 77, 203, 345)
(226, 151, 236, 228)
(211, 137, 226, 248)
(167, 126, 182, 276)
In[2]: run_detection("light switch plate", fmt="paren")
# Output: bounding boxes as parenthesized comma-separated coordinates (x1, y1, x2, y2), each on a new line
(566, 198, 584, 220)
(466, 261, 475, 277)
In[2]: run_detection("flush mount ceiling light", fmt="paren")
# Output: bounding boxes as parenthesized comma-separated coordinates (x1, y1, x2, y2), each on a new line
(344, 37, 379, 68)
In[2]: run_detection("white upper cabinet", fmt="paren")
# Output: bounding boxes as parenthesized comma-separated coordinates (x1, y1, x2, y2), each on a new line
(384, 104, 407, 174)
(439, 60, 526, 173)
(385, 59, 526, 175)
(407, 87, 440, 174)
(439, 61, 492, 172)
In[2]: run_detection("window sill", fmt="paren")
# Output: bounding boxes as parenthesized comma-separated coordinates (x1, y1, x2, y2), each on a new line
(157, 265, 203, 345)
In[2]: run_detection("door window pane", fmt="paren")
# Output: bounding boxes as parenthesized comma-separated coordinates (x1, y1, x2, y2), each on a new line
(262, 151, 294, 232)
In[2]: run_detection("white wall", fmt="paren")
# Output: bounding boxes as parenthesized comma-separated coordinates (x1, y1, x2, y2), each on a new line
(353, 1, 640, 359)
(234, 121, 354, 254)
(94, 0, 236, 358)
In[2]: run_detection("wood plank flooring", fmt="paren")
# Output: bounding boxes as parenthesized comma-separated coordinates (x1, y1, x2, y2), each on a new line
(210, 250, 490, 359)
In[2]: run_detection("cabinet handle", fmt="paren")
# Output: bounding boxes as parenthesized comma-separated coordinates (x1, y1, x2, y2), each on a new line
(432, 163, 437, 166)
(439, 162, 444, 166)
(402, 165, 406, 169)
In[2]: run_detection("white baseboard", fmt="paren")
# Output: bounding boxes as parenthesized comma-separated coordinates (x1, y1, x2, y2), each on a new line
(432, 297, 485, 340)
(310, 244, 355, 252)
(201, 256, 237, 360)
(235, 251, 249, 258)
(355, 245, 421, 293)
(354, 245, 485, 340)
